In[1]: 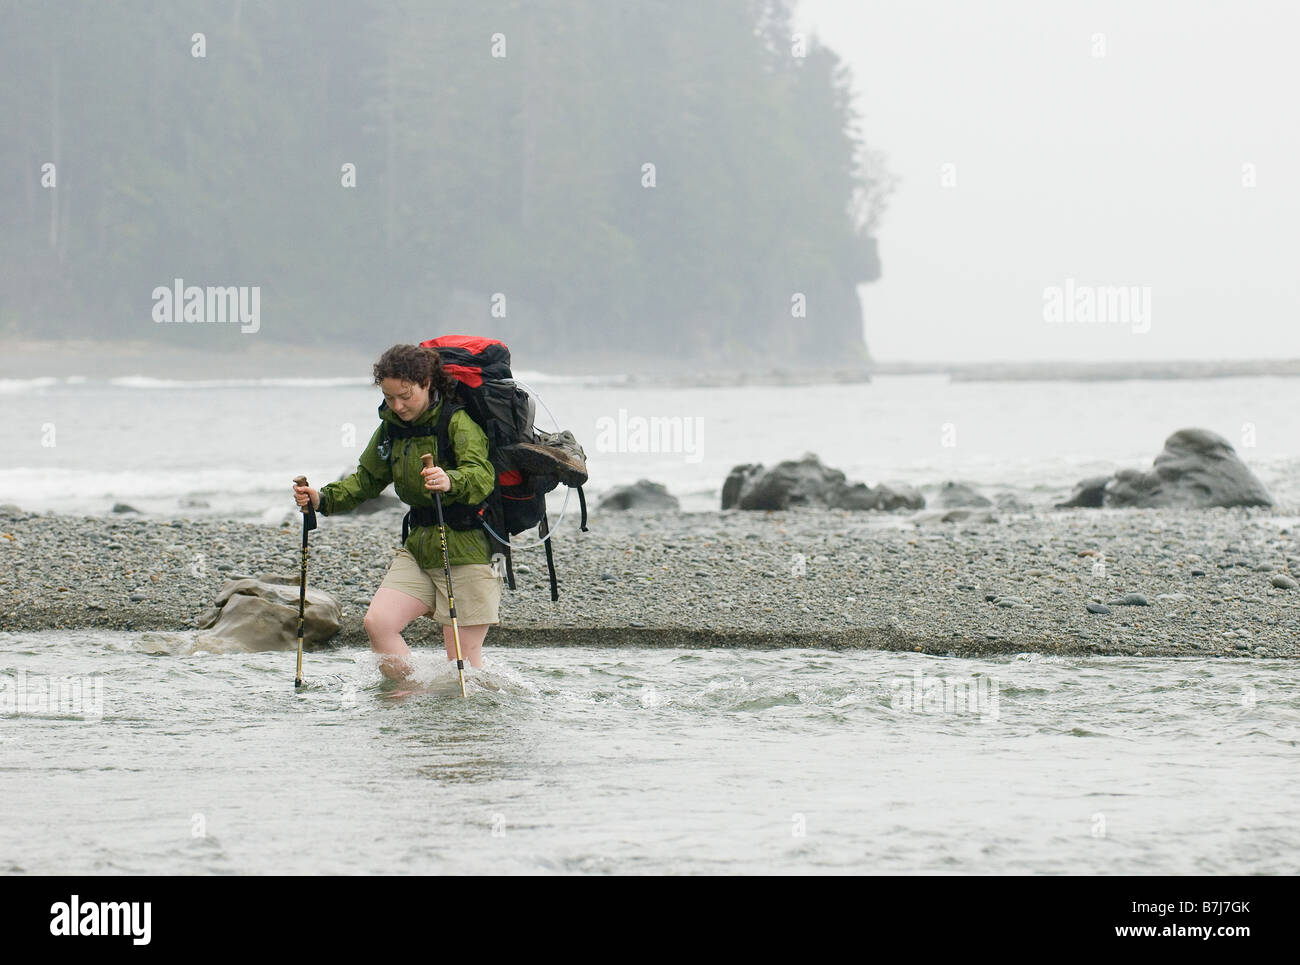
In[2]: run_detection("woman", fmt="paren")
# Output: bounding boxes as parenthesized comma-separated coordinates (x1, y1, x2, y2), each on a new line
(292, 344, 502, 681)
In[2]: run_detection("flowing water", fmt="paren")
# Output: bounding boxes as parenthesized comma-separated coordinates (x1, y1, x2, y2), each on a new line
(3, 631, 1296, 874)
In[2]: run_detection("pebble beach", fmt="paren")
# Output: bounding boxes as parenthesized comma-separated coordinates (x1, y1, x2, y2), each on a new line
(2, 504, 1297, 658)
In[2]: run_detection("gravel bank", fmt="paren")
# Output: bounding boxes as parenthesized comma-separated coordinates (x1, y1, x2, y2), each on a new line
(1, 505, 1297, 658)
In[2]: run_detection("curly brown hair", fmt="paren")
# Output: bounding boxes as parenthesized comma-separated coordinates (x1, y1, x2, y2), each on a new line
(372, 343, 458, 398)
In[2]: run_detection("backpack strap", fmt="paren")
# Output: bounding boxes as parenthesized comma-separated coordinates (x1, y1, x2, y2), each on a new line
(384, 423, 438, 440)
(401, 505, 439, 543)
(433, 399, 463, 470)
(480, 488, 516, 591)
(392, 401, 469, 543)
(539, 509, 558, 602)
(502, 543, 517, 591)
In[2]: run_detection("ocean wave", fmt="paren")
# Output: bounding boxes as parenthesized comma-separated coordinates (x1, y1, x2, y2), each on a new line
(512, 370, 629, 386)
(0, 377, 61, 393)
(109, 375, 372, 389)
(0, 467, 315, 502)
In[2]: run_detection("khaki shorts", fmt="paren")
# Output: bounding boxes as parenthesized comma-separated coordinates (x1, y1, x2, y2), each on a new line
(378, 547, 503, 626)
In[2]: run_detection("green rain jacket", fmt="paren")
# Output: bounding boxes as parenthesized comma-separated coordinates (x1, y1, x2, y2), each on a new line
(316, 395, 495, 569)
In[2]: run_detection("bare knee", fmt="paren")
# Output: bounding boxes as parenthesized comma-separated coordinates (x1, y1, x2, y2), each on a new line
(365, 589, 432, 642)
(364, 602, 405, 640)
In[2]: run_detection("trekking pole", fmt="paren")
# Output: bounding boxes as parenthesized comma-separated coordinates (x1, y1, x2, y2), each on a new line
(422, 453, 468, 698)
(292, 474, 318, 689)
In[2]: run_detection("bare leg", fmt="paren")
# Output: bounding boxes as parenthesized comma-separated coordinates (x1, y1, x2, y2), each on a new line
(442, 623, 490, 669)
(364, 588, 433, 681)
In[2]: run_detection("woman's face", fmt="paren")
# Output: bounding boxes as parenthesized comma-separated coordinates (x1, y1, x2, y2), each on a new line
(380, 377, 430, 421)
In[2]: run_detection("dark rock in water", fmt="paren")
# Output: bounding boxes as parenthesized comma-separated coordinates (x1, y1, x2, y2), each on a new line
(867, 483, 925, 511)
(721, 453, 924, 512)
(1057, 476, 1111, 509)
(598, 479, 680, 512)
(721, 464, 763, 510)
(1085, 602, 1112, 614)
(933, 481, 993, 509)
(834, 483, 877, 510)
(194, 573, 341, 652)
(836, 481, 924, 512)
(1116, 429, 1272, 507)
(1059, 429, 1273, 510)
(111, 503, 140, 514)
(177, 497, 210, 509)
(731, 453, 846, 510)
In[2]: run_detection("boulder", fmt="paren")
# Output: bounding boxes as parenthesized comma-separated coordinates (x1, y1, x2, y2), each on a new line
(839, 482, 925, 511)
(1057, 429, 1273, 510)
(1056, 476, 1110, 509)
(879, 485, 926, 512)
(721, 464, 764, 510)
(932, 481, 993, 509)
(194, 573, 341, 652)
(732, 453, 847, 510)
(721, 453, 925, 512)
(597, 479, 680, 512)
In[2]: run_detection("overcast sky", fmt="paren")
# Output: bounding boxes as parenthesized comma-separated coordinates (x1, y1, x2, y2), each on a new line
(794, 0, 1300, 362)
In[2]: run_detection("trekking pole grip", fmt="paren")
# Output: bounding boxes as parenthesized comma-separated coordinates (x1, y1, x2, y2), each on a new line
(293, 474, 316, 530)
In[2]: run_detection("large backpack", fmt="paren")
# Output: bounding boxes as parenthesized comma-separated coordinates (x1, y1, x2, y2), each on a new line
(384, 335, 588, 601)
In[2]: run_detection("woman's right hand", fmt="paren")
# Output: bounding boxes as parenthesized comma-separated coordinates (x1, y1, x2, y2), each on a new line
(293, 483, 320, 511)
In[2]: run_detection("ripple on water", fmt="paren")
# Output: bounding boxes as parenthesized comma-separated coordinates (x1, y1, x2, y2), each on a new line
(2, 632, 1298, 874)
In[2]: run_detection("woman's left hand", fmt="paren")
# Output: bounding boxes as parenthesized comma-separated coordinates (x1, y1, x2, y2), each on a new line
(421, 464, 451, 493)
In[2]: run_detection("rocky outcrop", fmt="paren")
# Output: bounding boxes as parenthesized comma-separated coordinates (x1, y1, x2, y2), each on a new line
(1056, 476, 1111, 509)
(598, 479, 680, 512)
(721, 453, 924, 512)
(194, 573, 341, 652)
(1056, 429, 1273, 509)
